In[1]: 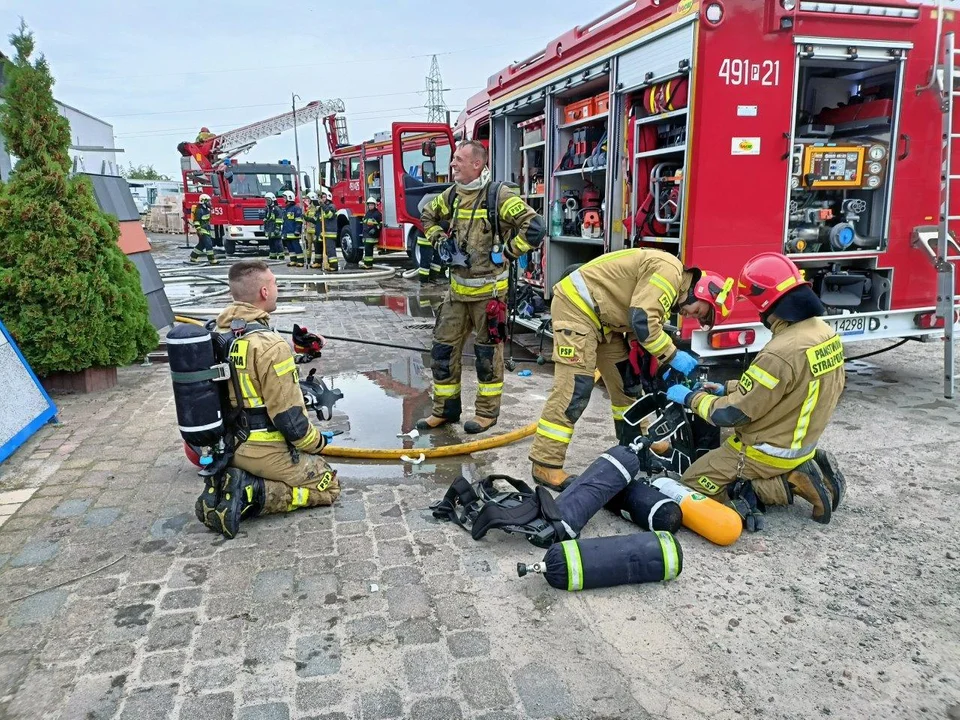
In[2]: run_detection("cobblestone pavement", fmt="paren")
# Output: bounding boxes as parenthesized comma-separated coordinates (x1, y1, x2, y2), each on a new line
(0, 238, 959, 719)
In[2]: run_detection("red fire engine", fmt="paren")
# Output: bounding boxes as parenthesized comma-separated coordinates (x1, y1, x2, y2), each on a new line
(455, 0, 960, 396)
(320, 115, 455, 266)
(177, 100, 344, 254)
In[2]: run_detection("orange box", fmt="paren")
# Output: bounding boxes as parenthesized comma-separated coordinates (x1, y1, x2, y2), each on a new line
(595, 91, 610, 115)
(564, 97, 595, 124)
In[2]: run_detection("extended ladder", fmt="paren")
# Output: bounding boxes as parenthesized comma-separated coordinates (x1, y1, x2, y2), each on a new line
(938, 32, 960, 398)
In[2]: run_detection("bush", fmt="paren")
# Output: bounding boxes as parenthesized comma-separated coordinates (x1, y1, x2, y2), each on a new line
(0, 21, 157, 376)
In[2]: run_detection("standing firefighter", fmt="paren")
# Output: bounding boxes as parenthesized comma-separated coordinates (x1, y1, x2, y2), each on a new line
(303, 191, 320, 266)
(529, 248, 733, 490)
(416, 140, 546, 434)
(359, 197, 382, 270)
(416, 229, 446, 283)
(317, 188, 339, 271)
(202, 259, 340, 537)
(189, 193, 219, 265)
(262, 192, 284, 260)
(667, 253, 846, 530)
(281, 189, 305, 267)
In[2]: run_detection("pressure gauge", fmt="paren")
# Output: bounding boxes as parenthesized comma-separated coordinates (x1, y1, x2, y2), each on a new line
(868, 162, 882, 175)
(791, 176, 801, 189)
(868, 145, 886, 161)
(867, 175, 881, 188)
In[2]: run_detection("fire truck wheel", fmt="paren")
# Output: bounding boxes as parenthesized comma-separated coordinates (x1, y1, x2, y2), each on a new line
(339, 225, 362, 265)
(213, 225, 225, 248)
(224, 238, 237, 255)
(406, 229, 419, 264)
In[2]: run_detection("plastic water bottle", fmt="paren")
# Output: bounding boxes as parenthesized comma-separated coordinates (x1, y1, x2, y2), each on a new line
(550, 200, 563, 237)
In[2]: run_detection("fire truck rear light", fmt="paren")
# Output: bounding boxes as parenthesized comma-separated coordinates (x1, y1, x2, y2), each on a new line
(780, 0, 796, 9)
(709, 329, 756, 349)
(915, 311, 959, 329)
(704, 2, 724, 24)
(798, 2, 918, 18)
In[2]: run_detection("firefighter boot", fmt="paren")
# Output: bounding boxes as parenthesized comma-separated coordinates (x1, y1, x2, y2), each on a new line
(785, 460, 832, 524)
(464, 416, 497, 434)
(531, 462, 577, 492)
(211, 467, 266, 539)
(814, 449, 846, 511)
(416, 415, 453, 431)
(194, 475, 220, 531)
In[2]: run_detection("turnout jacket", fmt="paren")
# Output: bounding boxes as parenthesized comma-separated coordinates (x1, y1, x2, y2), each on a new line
(216, 302, 326, 455)
(262, 201, 282, 238)
(554, 248, 693, 365)
(363, 208, 383, 239)
(316, 201, 337, 238)
(281, 202, 303, 239)
(304, 201, 318, 234)
(192, 202, 213, 236)
(687, 316, 845, 469)
(421, 179, 545, 301)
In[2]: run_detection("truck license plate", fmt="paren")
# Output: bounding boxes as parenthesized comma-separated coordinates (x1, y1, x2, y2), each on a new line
(829, 316, 866, 336)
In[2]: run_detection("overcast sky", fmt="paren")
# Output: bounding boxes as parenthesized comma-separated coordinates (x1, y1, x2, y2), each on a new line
(0, 0, 592, 178)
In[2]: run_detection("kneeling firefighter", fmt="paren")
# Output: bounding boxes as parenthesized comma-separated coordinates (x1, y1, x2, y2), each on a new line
(529, 247, 733, 490)
(666, 253, 846, 531)
(169, 259, 340, 539)
(416, 140, 546, 435)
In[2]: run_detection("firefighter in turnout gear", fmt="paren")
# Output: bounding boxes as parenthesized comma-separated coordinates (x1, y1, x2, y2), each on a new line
(667, 253, 846, 531)
(316, 189, 338, 271)
(189, 193, 219, 265)
(528, 248, 732, 490)
(359, 197, 382, 270)
(304, 191, 320, 265)
(206, 259, 340, 538)
(416, 141, 545, 435)
(281, 190, 305, 267)
(262, 192, 284, 260)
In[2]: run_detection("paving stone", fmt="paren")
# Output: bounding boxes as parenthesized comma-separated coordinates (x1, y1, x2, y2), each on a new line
(195, 617, 245, 660)
(382, 565, 422, 588)
(238, 703, 291, 720)
(346, 615, 388, 644)
(446, 630, 490, 658)
(252, 568, 295, 602)
(2, 665, 76, 718)
(335, 520, 368, 537)
(146, 611, 197, 651)
(178, 691, 235, 720)
(60, 674, 126, 720)
(75, 575, 121, 597)
(118, 582, 161, 604)
(160, 587, 203, 610)
(167, 561, 209, 588)
(513, 662, 572, 718)
(88, 644, 137, 674)
(295, 678, 345, 711)
(9, 588, 68, 627)
(302, 714, 349, 720)
(395, 618, 441, 646)
(403, 647, 452, 692)
(117, 684, 178, 720)
(336, 534, 374, 558)
(83, 507, 121, 527)
(245, 625, 290, 666)
(295, 573, 338, 603)
(295, 633, 341, 677)
(386, 584, 431, 620)
(9, 539, 60, 567)
(456, 661, 514, 710)
(187, 662, 239, 691)
(359, 688, 403, 719)
(0, 653, 31, 696)
(139, 651, 187, 683)
(373, 523, 407, 541)
(52, 498, 93, 517)
(435, 597, 481, 630)
(338, 560, 378, 582)
(333, 496, 366, 521)
(378, 539, 416, 567)
(408, 696, 464, 720)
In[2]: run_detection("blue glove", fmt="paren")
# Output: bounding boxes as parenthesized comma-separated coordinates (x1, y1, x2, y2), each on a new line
(669, 350, 699, 377)
(694, 381, 726, 397)
(666, 384, 692, 407)
(321, 431, 336, 443)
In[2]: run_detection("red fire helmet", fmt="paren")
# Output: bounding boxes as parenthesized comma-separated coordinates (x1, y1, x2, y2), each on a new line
(737, 252, 810, 313)
(692, 271, 736, 324)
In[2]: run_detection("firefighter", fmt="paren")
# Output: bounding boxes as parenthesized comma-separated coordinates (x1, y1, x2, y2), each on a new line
(262, 192, 284, 260)
(189, 193, 219, 265)
(415, 140, 545, 435)
(281, 189, 305, 267)
(317, 188, 339, 271)
(528, 248, 731, 489)
(667, 253, 846, 530)
(304, 191, 320, 266)
(359, 197, 382, 270)
(196, 126, 215, 142)
(416, 228, 447, 284)
(208, 259, 340, 538)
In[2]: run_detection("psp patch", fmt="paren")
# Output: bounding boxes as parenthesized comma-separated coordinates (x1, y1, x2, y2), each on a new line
(697, 476, 721, 495)
(316, 470, 334, 492)
(558, 346, 577, 359)
(738, 372, 754, 395)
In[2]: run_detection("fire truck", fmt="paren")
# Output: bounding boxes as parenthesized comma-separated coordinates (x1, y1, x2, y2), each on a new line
(320, 115, 455, 266)
(176, 99, 345, 254)
(455, 0, 960, 397)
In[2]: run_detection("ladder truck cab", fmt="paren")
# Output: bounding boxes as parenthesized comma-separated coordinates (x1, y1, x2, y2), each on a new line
(470, 0, 960, 397)
(177, 99, 345, 255)
(322, 115, 455, 266)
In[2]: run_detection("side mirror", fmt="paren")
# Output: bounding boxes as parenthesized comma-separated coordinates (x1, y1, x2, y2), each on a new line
(303, 173, 311, 190)
(422, 140, 437, 158)
(422, 160, 437, 183)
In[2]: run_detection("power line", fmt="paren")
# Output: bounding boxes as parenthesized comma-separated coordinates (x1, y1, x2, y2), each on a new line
(424, 55, 448, 123)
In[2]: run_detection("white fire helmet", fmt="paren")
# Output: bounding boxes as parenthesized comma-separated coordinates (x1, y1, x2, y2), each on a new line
(282, 190, 295, 203)
(307, 191, 319, 201)
(366, 197, 377, 205)
(199, 193, 211, 203)
(264, 192, 276, 201)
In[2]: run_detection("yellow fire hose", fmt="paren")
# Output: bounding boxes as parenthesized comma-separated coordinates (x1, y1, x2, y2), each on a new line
(170, 315, 597, 459)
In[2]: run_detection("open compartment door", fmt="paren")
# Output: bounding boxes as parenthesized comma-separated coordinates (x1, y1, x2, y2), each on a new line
(391, 122, 456, 226)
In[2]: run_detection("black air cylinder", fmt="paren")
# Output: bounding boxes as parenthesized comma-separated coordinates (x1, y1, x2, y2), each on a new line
(167, 323, 225, 447)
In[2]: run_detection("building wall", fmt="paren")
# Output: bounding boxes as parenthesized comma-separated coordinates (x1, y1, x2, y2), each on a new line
(58, 102, 120, 176)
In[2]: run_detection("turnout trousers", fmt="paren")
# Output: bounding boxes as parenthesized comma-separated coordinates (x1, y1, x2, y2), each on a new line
(233, 443, 341, 514)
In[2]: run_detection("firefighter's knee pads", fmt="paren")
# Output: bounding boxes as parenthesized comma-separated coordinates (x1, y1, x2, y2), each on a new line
(431, 343, 456, 382)
(564, 374, 595, 424)
(474, 344, 498, 382)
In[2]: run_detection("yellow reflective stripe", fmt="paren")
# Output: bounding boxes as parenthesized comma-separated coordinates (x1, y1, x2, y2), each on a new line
(560, 540, 583, 591)
(727, 437, 814, 470)
(642, 332, 672, 356)
(416, 237, 432, 247)
(745, 365, 780, 390)
(294, 425, 319, 450)
(273, 357, 296, 377)
(536, 419, 573, 444)
(611, 404, 630, 421)
(450, 277, 508, 297)
(581, 247, 636, 270)
(248, 429, 285, 442)
(238, 373, 263, 407)
(655, 530, 681, 580)
(426, 226, 445, 241)
(500, 196, 526, 219)
(478, 382, 503, 396)
(557, 277, 602, 330)
(455, 208, 488, 220)
(513, 235, 533, 254)
(776, 276, 798, 292)
(431, 192, 449, 214)
(792, 380, 820, 450)
(289, 487, 310, 510)
(650, 273, 678, 304)
(695, 394, 717, 420)
(434, 383, 461, 397)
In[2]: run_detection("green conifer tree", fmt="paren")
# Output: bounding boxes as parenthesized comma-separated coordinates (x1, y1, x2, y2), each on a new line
(0, 21, 157, 376)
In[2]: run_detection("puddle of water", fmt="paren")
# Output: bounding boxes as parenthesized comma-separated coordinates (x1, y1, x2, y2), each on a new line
(358, 294, 441, 318)
(163, 284, 229, 302)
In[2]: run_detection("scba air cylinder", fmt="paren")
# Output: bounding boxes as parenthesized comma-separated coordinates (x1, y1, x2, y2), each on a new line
(517, 532, 683, 591)
(607, 480, 683, 534)
(167, 323, 226, 447)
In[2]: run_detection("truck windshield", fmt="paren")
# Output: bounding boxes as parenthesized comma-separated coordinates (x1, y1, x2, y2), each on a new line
(228, 172, 296, 198)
